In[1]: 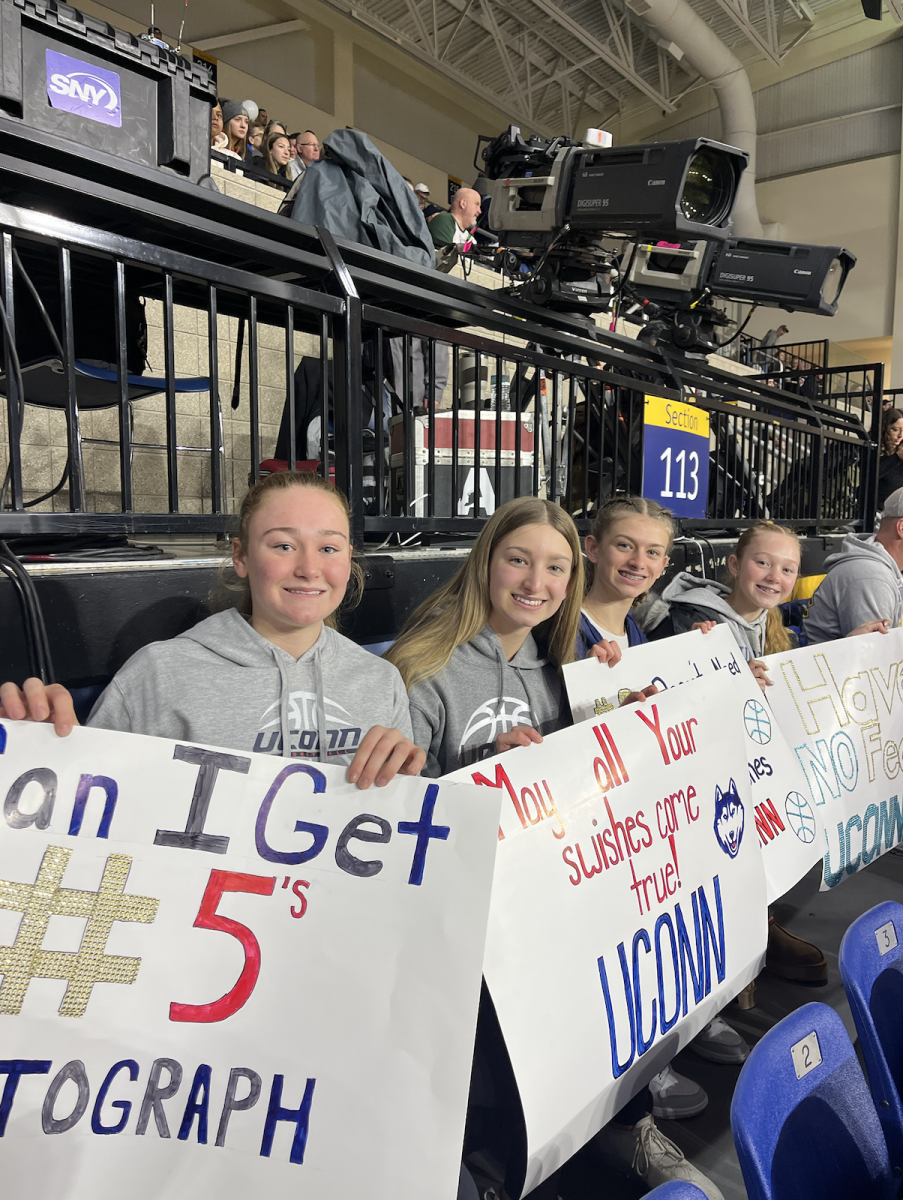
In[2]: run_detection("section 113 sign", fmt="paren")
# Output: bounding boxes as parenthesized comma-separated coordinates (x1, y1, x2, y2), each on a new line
(642, 394, 710, 518)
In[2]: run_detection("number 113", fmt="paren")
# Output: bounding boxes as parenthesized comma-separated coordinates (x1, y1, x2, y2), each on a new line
(660, 447, 700, 501)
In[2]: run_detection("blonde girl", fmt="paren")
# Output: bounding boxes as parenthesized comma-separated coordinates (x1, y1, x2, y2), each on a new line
(648, 520, 800, 664)
(1, 472, 423, 790)
(386, 497, 583, 776)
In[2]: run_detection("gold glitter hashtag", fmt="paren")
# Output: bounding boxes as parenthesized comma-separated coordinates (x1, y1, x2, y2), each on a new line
(0, 845, 159, 1017)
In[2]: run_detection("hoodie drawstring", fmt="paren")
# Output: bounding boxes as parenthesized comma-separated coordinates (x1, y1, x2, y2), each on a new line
(314, 649, 328, 765)
(273, 641, 327, 763)
(276, 653, 292, 759)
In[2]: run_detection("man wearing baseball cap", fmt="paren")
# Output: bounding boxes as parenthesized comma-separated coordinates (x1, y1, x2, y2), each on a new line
(803, 485, 903, 642)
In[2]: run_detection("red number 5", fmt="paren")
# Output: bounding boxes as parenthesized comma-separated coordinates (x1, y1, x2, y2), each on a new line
(170, 869, 276, 1024)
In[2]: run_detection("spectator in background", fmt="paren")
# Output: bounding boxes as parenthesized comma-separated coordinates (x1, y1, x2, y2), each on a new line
(286, 133, 304, 181)
(247, 122, 265, 158)
(257, 108, 268, 126)
(210, 102, 228, 153)
(265, 120, 287, 138)
(297, 132, 321, 170)
(415, 182, 442, 218)
(756, 323, 789, 371)
(263, 132, 293, 183)
(878, 408, 903, 509)
(221, 100, 250, 159)
(803, 486, 903, 643)
(428, 187, 481, 254)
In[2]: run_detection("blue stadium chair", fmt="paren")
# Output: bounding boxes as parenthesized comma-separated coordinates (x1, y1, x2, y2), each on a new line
(644, 1183, 710, 1200)
(730, 1001, 896, 1200)
(839, 900, 903, 1175)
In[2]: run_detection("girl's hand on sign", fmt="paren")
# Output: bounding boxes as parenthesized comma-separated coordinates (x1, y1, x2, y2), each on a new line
(692, 620, 719, 635)
(347, 726, 426, 789)
(0, 678, 78, 736)
(848, 619, 891, 637)
(619, 684, 659, 707)
(748, 659, 772, 693)
(496, 726, 543, 755)
(588, 639, 622, 667)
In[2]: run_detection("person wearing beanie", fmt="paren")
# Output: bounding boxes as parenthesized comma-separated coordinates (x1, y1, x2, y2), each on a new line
(803, 485, 903, 642)
(220, 100, 250, 158)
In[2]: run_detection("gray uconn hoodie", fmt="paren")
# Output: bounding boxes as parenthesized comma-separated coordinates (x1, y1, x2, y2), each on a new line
(803, 534, 903, 643)
(408, 624, 565, 778)
(87, 609, 412, 764)
(652, 572, 767, 660)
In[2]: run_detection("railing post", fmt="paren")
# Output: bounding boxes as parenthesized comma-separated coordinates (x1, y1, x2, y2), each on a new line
(863, 361, 884, 533)
(317, 227, 364, 545)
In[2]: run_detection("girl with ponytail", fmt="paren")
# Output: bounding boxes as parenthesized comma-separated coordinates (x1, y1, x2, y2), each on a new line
(647, 521, 801, 684)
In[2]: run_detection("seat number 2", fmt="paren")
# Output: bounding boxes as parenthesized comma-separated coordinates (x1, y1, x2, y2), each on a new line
(790, 1031, 822, 1080)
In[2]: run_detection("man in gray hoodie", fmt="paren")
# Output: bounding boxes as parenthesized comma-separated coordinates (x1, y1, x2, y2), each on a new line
(803, 487, 903, 643)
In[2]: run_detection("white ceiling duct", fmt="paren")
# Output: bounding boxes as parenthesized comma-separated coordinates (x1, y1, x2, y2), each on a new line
(625, 0, 764, 238)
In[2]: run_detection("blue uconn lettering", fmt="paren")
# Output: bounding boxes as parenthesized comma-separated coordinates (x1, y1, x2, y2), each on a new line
(597, 876, 725, 1077)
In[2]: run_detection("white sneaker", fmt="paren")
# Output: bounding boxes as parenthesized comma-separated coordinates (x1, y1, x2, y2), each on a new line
(691, 1016, 750, 1064)
(596, 1114, 725, 1200)
(649, 1064, 708, 1119)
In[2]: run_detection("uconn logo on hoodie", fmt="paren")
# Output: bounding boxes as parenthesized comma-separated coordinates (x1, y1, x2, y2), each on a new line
(254, 690, 362, 758)
(459, 696, 535, 766)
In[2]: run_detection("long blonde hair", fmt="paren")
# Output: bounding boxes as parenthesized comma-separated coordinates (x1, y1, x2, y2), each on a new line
(216, 471, 364, 627)
(586, 495, 675, 605)
(728, 521, 801, 655)
(386, 498, 584, 688)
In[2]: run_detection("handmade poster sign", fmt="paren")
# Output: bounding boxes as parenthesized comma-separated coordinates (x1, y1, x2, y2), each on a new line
(0, 719, 500, 1200)
(564, 626, 823, 903)
(449, 672, 767, 1193)
(763, 629, 903, 890)
(563, 627, 741, 722)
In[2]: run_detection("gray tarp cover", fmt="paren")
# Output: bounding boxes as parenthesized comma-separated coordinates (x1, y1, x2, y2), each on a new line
(289, 129, 435, 269)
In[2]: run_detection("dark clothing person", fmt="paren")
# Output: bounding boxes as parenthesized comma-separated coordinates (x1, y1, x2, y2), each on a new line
(878, 451, 903, 510)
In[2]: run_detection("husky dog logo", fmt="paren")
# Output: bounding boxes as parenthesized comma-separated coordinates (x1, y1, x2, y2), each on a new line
(713, 779, 745, 858)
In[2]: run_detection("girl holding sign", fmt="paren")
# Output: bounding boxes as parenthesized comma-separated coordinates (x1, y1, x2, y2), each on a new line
(388, 497, 723, 1199)
(641, 521, 831, 989)
(387, 496, 584, 777)
(643, 520, 801, 663)
(576, 495, 674, 660)
(0, 471, 424, 789)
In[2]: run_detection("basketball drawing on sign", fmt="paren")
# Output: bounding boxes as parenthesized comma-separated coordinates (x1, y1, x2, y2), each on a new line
(714, 780, 745, 858)
(784, 791, 817, 844)
(743, 698, 772, 745)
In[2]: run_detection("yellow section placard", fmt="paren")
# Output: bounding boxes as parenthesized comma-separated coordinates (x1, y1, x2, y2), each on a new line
(644, 394, 710, 439)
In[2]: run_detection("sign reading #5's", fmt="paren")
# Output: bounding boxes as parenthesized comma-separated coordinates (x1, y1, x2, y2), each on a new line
(642, 394, 710, 518)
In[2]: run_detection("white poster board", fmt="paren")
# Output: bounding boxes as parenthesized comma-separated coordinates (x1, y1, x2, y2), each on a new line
(449, 672, 767, 1193)
(0, 719, 500, 1200)
(763, 629, 903, 889)
(564, 626, 823, 903)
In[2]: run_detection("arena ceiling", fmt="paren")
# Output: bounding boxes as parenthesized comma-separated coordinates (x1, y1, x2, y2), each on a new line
(309, 0, 850, 135)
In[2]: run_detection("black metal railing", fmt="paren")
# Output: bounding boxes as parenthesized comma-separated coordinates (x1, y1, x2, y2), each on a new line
(738, 335, 829, 374)
(0, 194, 878, 545)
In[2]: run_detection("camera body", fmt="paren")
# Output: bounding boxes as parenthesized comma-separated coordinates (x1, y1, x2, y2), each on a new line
(475, 125, 748, 313)
(481, 127, 748, 244)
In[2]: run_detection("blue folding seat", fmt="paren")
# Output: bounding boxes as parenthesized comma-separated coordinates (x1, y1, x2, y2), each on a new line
(839, 899, 903, 1176)
(644, 1183, 710, 1200)
(730, 1001, 895, 1200)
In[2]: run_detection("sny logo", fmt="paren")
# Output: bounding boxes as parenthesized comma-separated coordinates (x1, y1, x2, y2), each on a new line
(713, 779, 744, 858)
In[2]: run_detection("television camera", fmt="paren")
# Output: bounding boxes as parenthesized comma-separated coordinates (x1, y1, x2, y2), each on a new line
(474, 125, 856, 351)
